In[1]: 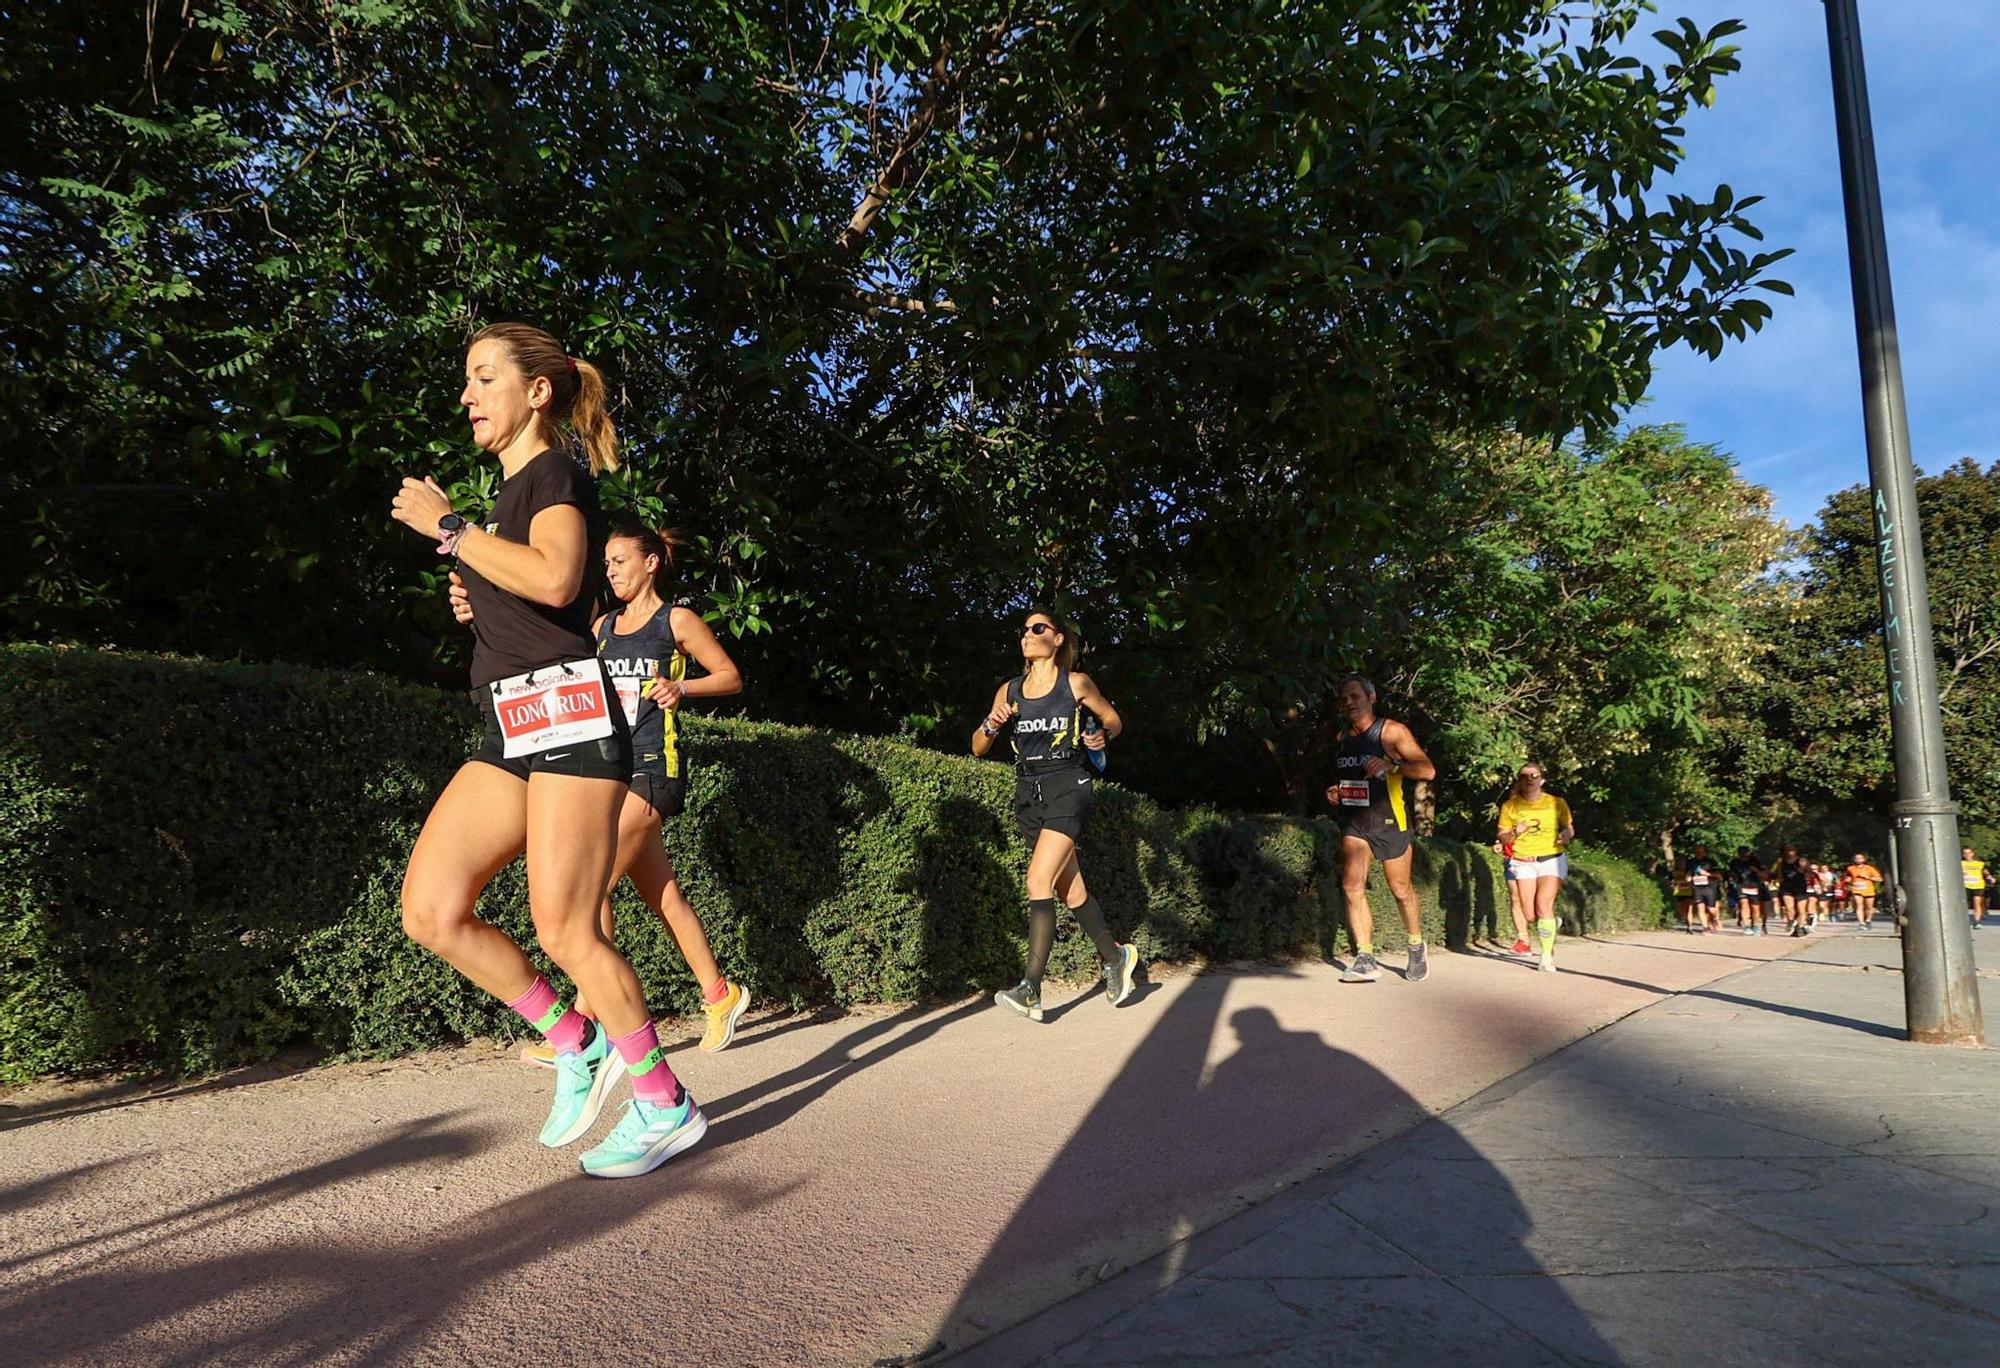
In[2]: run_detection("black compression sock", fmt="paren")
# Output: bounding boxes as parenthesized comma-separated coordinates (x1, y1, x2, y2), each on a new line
(1069, 894, 1120, 963)
(1024, 898, 1058, 986)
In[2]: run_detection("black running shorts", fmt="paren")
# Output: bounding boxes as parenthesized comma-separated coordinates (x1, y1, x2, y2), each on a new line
(471, 665, 631, 783)
(1341, 810, 1412, 862)
(1016, 770, 1096, 845)
(1692, 884, 1721, 905)
(629, 771, 687, 818)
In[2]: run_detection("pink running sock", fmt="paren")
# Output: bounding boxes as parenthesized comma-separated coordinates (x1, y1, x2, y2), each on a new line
(505, 975, 590, 1055)
(702, 977, 731, 1006)
(610, 1020, 683, 1107)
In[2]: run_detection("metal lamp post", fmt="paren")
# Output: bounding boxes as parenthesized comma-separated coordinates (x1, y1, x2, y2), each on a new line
(1822, 0, 1983, 1044)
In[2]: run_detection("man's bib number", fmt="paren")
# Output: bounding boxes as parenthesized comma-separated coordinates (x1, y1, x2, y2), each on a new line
(1336, 779, 1371, 807)
(492, 660, 614, 759)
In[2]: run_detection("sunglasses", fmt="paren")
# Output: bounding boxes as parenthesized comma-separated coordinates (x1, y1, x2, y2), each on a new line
(1020, 623, 1059, 638)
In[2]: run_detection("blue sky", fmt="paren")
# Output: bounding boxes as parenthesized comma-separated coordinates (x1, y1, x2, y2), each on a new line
(1632, 1, 2000, 527)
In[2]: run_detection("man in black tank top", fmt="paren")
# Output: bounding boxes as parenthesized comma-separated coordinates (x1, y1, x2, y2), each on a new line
(1326, 676, 1437, 984)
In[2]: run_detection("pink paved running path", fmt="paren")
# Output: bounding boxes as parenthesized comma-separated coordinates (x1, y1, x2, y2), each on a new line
(0, 930, 1814, 1365)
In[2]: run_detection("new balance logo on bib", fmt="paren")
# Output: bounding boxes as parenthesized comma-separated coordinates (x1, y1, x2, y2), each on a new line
(491, 659, 615, 758)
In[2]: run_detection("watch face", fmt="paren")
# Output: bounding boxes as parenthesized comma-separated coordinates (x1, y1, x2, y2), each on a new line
(440, 513, 466, 532)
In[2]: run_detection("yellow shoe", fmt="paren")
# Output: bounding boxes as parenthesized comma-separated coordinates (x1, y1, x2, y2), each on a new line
(699, 981, 749, 1053)
(519, 1041, 557, 1068)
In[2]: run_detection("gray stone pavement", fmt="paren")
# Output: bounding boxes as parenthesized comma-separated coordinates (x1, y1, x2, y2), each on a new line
(957, 926, 2000, 1366)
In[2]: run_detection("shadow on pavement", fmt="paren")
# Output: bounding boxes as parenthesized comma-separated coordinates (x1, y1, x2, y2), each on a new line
(0, 1049, 326, 1136)
(1686, 988, 1906, 1040)
(0, 1124, 801, 1365)
(916, 969, 1626, 1365)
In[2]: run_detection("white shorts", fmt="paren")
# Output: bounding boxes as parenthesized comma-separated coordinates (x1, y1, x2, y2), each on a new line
(1508, 853, 1569, 881)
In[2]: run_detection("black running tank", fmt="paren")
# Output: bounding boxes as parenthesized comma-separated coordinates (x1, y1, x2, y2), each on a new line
(594, 605, 686, 776)
(1333, 716, 1410, 831)
(1008, 671, 1084, 775)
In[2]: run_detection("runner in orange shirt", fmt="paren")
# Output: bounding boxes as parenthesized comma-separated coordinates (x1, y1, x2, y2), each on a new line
(1845, 852, 1885, 929)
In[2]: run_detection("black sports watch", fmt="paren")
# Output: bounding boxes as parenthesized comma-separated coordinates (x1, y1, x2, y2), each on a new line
(438, 513, 467, 535)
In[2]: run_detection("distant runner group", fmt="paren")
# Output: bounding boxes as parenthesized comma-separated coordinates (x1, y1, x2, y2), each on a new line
(386, 321, 1972, 1183)
(1670, 844, 1990, 936)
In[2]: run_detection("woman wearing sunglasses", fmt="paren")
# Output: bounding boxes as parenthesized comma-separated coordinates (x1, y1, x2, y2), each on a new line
(1496, 763, 1574, 973)
(972, 610, 1139, 1022)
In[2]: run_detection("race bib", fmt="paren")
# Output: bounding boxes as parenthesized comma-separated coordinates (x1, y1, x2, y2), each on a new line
(1336, 780, 1371, 807)
(612, 675, 646, 727)
(1690, 872, 1709, 886)
(491, 660, 615, 759)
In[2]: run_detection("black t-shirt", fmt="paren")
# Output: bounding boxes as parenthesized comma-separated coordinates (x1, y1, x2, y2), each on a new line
(462, 449, 605, 687)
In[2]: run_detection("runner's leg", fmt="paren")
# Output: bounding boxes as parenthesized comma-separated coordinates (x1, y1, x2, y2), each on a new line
(1341, 836, 1376, 954)
(1509, 877, 1533, 947)
(1531, 874, 1561, 969)
(1381, 845, 1423, 941)
(401, 762, 535, 999)
(617, 793, 724, 998)
(525, 771, 689, 1118)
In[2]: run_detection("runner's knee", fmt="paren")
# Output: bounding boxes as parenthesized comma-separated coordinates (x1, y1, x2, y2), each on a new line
(400, 884, 474, 951)
(530, 902, 606, 971)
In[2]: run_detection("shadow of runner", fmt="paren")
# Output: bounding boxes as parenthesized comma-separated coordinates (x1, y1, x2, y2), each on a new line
(0, 1116, 802, 1365)
(919, 974, 1625, 1366)
(702, 998, 988, 1153)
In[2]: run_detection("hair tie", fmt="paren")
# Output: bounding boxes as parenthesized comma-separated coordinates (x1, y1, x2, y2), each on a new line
(564, 355, 579, 381)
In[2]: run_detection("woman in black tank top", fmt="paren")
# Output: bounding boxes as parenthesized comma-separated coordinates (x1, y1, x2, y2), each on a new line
(499, 522, 749, 1056)
(970, 609, 1141, 1022)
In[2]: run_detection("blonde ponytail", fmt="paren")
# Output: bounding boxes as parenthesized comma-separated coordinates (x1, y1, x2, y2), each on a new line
(568, 357, 618, 475)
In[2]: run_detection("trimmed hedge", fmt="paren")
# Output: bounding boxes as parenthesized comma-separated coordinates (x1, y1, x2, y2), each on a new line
(1, 645, 1665, 1080)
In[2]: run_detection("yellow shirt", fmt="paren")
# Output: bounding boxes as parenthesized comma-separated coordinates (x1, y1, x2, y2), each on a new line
(1498, 793, 1573, 859)
(1846, 863, 1882, 896)
(1965, 859, 1989, 891)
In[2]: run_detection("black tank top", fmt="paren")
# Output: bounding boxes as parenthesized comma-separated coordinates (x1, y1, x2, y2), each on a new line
(1333, 716, 1409, 830)
(1008, 670, 1084, 775)
(594, 605, 686, 775)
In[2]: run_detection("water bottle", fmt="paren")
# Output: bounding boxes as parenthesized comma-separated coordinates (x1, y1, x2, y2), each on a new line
(1082, 713, 1107, 774)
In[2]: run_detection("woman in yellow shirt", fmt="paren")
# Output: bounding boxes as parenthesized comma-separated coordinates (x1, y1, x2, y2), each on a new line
(1496, 765, 1575, 974)
(1965, 847, 1989, 926)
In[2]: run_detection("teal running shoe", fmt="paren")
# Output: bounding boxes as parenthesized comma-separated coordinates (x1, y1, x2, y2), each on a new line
(538, 1024, 622, 1149)
(580, 1093, 709, 1179)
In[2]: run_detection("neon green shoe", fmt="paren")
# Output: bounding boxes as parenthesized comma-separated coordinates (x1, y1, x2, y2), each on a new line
(538, 1024, 622, 1149)
(580, 1092, 708, 1179)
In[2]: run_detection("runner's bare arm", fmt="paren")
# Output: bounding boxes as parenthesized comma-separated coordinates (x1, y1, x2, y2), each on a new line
(972, 682, 1015, 757)
(1380, 721, 1436, 781)
(667, 606, 743, 702)
(1071, 672, 1123, 741)
(453, 504, 589, 608)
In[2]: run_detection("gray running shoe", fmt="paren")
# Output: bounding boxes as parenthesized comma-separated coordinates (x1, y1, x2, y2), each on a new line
(1405, 942, 1430, 983)
(1340, 952, 1381, 983)
(1103, 943, 1140, 1007)
(993, 980, 1044, 1022)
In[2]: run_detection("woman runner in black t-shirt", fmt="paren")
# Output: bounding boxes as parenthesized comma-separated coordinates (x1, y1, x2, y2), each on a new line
(390, 322, 704, 1179)
(970, 609, 1139, 1022)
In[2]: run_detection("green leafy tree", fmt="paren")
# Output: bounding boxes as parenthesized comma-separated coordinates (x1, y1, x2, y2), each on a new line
(1743, 459, 2000, 838)
(3, 2, 1792, 827)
